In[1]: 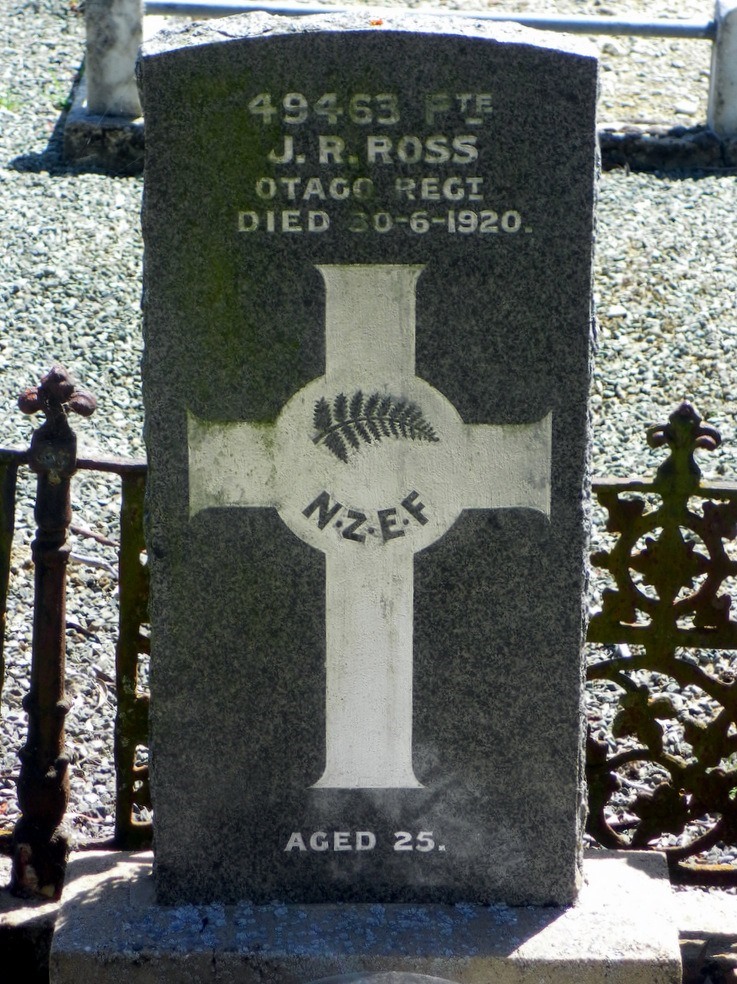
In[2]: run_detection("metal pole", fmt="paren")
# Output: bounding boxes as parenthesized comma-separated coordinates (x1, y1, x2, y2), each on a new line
(144, 1, 716, 38)
(709, 0, 737, 137)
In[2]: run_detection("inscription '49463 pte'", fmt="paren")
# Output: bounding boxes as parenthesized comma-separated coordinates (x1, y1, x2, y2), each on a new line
(188, 265, 552, 790)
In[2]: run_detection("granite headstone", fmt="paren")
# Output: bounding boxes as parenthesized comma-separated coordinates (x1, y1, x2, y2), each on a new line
(139, 12, 597, 907)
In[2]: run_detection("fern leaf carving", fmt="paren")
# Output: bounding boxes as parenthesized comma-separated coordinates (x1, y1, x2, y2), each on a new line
(324, 429, 349, 463)
(334, 393, 348, 422)
(313, 397, 332, 434)
(349, 390, 364, 420)
(312, 390, 440, 462)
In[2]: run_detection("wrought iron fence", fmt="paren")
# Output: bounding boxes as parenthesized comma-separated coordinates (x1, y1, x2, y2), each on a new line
(1, 370, 736, 897)
(0, 369, 150, 899)
(587, 403, 737, 884)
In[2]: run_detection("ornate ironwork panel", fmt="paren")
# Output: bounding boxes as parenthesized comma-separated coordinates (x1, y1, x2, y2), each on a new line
(587, 403, 737, 878)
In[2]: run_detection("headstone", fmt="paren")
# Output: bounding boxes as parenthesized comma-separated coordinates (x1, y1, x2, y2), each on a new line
(139, 11, 597, 908)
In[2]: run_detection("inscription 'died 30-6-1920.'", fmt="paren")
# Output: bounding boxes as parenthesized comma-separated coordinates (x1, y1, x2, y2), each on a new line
(237, 89, 532, 236)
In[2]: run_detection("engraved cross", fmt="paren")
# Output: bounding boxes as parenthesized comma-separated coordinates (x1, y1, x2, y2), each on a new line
(189, 265, 552, 789)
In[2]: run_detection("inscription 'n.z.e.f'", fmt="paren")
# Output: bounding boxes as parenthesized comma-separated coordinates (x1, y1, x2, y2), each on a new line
(188, 264, 552, 790)
(303, 489, 429, 545)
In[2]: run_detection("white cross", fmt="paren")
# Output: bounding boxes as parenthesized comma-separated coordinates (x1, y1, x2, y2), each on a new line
(189, 265, 552, 789)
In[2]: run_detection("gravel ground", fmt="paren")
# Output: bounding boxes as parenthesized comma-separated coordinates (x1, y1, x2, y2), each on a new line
(1, 0, 736, 860)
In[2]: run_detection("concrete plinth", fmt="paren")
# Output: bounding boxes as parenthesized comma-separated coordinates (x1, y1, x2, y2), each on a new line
(49, 850, 680, 984)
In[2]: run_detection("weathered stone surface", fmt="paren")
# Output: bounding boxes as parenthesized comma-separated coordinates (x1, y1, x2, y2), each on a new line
(49, 851, 682, 984)
(139, 11, 597, 906)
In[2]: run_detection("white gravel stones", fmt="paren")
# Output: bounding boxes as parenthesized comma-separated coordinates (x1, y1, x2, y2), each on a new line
(0, 0, 735, 858)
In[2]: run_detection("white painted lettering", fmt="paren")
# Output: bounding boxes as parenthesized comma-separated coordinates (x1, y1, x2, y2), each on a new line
(307, 211, 330, 232)
(267, 136, 294, 164)
(303, 177, 326, 200)
(463, 92, 493, 124)
(309, 831, 330, 851)
(352, 178, 374, 200)
(238, 211, 259, 232)
(452, 135, 478, 163)
(319, 135, 345, 164)
(284, 832, 307, 852)
(397, 136, 423, 164)
(394, 177, 416, 200)
(329, 177, 351, 200)
(423, 92, 493, 125)
(333, 831, 352, 851)
(255, 177, 277, 199)
(424, 92, 452, 125)
(442, 177, 463, 201)
(282, 210, 302, 232)
(367, 135, 393, 164)
(466, 176, 484, 200)
(420, 177, 440, 201)
(368, 135, 477, 165)
(375, 93, 400, 124)
(356, 831, 377, 850)
(280, 176, 301, 200)
(424, 135, 452, 164)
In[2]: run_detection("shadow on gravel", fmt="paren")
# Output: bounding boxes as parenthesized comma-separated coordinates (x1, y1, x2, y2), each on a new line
(8, 111, 121, 179)
(9, 77, 143, 180)
(600, 124, 737, 179)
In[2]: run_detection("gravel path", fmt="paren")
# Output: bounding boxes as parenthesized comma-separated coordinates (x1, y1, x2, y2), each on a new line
(1, 0, 736, 855)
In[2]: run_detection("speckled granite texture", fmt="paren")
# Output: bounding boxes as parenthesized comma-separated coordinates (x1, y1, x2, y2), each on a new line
(139, 12, 597, 907)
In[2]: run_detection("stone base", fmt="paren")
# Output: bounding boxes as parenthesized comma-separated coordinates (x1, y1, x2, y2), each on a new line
(62, 76, 144, 175)
(48, 850, 680, 984)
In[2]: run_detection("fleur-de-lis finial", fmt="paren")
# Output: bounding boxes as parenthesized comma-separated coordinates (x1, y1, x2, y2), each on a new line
(18, 366, 96, 485)
(18, 365, 96, 421)
(646, 401, 721, 495)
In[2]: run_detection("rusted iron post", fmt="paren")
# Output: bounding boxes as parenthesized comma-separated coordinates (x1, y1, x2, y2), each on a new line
(10, 367, 96, 900)
(0, 452, 24, 733)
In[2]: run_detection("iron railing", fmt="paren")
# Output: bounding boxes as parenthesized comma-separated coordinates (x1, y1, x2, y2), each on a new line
(1, 370, 736, 897)
(0, 370, 150, 899)
(587, 403, 737, 883)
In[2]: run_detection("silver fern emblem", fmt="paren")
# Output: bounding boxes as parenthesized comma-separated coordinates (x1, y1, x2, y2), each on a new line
(312, 391, 440, 463)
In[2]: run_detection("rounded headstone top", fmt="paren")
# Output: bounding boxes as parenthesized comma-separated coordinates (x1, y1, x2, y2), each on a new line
(140, 9, 597, 61)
